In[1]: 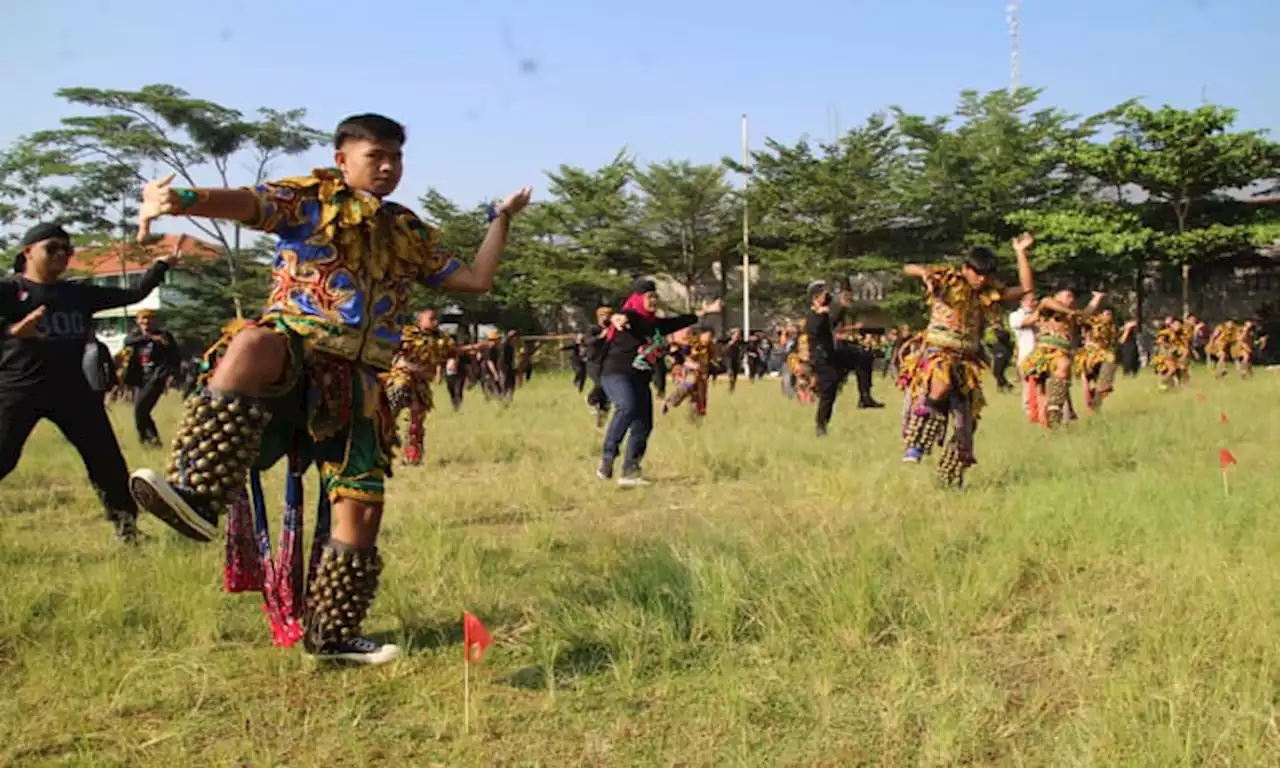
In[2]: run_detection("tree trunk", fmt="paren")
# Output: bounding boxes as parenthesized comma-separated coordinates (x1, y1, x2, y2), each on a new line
(1134, 263, 1144, 328)
(1181, 262, 1191, 320)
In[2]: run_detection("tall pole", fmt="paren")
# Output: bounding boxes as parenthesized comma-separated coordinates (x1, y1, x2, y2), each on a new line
(1006, 0, 1021, 93)
(741, 113, 750, 369)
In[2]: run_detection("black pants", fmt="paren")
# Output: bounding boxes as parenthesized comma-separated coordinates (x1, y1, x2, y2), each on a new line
(135, 373, 166, 444)
(815, 364, 843, 432)
(0, 389, 136, 520)
(572, 363, 587, 392)
(446, 373, 465, 410)
(992, 354, 1013, 390)
(839, 344, 877, 404)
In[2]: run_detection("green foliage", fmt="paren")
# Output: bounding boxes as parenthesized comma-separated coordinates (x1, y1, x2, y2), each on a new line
(4, 84, 1277, 329)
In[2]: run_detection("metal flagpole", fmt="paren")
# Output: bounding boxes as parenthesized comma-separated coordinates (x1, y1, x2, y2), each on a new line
(740, 113, 750, 375)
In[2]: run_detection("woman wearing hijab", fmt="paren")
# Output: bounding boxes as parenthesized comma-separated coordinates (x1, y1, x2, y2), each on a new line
(597, 278, 720, 485)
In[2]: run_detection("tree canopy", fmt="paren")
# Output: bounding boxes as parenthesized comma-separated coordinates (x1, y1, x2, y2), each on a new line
(2, 83, 1277, 346)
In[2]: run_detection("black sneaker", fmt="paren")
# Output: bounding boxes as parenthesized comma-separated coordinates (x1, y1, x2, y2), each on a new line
(858, 399, 885, 409)
(113, 514, 141, 545)
(307, 637, 401, 665)
(597, 459, 614, 480)
(129, 468, 218, 543)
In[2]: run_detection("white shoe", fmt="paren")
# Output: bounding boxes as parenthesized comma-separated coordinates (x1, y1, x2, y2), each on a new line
(309, 637, 401, 665)
(617, 473, 650, 487)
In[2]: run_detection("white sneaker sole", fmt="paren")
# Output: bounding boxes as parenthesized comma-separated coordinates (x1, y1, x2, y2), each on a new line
(312, 643, 402, 665)
(617, 478, 650, 487)
(129, 468, 217, 543)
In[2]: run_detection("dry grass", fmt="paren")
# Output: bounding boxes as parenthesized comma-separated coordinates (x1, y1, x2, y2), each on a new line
(2, 370, 1280, 766)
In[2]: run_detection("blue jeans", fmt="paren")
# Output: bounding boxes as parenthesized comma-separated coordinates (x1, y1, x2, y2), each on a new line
(600, 373, 653, 470)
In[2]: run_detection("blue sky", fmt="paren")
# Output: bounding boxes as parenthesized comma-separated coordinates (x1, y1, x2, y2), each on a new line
(1, 0, 1275, 212)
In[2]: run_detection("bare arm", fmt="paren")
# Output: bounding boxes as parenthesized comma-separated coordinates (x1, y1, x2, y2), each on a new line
(439, 213, 512, 293)
(438, 187, 533, 293)
(1000, 233, 1036, 302)
(1037, 297, 1076, 316)
(903, 264, 928, 281)
(1078, 292, 1106, 317)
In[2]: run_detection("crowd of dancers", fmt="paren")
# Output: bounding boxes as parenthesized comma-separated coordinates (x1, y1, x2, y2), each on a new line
(0, 111, 1271, 671)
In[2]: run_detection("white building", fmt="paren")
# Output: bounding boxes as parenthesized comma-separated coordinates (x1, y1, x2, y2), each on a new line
(66, 234, 222, 355)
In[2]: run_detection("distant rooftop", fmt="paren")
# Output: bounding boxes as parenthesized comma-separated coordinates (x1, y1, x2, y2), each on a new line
(66, 234, 221, 277)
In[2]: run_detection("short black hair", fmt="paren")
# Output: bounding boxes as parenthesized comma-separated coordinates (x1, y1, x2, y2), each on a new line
(1052, 280, 1077, 295)
(334, 114, 407, 150)
(963, 246, 998, 276)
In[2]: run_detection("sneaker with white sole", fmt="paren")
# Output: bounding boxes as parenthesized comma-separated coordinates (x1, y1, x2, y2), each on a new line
(308, 637, 401, 665)
(902, 447, 923, 464)
(129, 468, 218, 543)
(617, 470, 650, 487)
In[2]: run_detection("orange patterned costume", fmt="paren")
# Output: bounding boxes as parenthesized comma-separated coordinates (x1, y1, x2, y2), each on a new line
(382, 325, 456, 465)
(901, 267, 1006, 485)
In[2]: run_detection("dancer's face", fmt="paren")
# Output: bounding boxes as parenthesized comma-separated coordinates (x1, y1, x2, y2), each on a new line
(1020, 293, 1036, 311)
(137, 315, 154, 333)
(418, 309, 438, 330)
(336, 137, 403, 198)
(641, 291, 657, 313)
(23, 236, 73, 281)
(960, 265, 988, 289)
(1053, 289, 1075, 307)
(1100, 309, 1113, 323)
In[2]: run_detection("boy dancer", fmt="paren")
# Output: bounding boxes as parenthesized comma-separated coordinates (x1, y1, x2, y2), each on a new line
(900, 234, 1035, 486)
(128, 114, 532, 664)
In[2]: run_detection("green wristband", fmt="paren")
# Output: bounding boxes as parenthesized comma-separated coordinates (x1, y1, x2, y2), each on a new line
(175, 188, 200, 212)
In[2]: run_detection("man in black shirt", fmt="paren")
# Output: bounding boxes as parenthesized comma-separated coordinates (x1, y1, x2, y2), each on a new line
(0, 222, 174, 543)
(805, 280, 842, 437)
(123, 309, 180, 446)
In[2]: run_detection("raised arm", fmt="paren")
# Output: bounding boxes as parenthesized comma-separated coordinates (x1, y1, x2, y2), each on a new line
(136, 174, 259, 239)
(84, 261, 172, 313)
(1000, 232, 1036, 302)
(438, 187, 534, 293)
(1037, 297, 1076, 316)
(1079, 291, 1106, 317)
(903, 264, 929, 281)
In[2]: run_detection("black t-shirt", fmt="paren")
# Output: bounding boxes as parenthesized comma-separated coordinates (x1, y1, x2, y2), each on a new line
(600, 311, 697, 377)
(0, 263, 168, 395)
(125, 326, 180, 379)
(805, 309, 837, 367)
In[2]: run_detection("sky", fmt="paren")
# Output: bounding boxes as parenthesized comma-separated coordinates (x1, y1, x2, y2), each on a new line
(1, 0, 1276, 215)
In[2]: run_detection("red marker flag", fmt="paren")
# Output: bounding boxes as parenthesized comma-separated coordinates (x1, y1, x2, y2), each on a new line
(1219, 448, 1237, 469)
(1219, 412, 1230, 424)
(463, 612, 493, 664)
(1196, 391, 1206, 403)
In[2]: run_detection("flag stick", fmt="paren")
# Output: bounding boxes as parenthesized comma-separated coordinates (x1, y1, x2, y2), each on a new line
(464, 652, 471, 734)
(1222, 469, 1230, 498)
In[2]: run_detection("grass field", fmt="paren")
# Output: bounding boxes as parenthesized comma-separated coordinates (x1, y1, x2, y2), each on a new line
(3, 369, 1280, 766)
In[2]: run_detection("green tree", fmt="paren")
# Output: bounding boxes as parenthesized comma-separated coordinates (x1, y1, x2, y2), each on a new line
(634, 160, 737, 314)
(893, 88, 1088, 256)
(726, 114, 907, 318)
(1101, 103, 1280, 317)
(25, 84, 326, 315)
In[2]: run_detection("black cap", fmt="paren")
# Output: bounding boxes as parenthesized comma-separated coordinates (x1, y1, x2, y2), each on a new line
(20, 222, 70, 248)
(629, 277, 657, 295)
(963, 246, 997, 276)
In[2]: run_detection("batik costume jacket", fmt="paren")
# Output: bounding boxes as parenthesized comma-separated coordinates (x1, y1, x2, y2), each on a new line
(195, 169, 463, 487)
(1151, 326, 1191, 379)
(382, 325, 457, 414)
(1206, 322, 1237, 359)
(1072, 315, 1117, 378)
(906, 267, 1006, 417)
